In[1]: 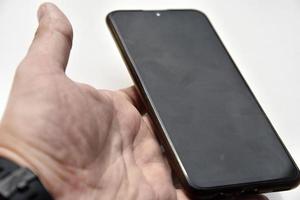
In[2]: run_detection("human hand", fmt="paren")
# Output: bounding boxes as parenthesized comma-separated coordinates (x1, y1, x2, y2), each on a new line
(0, 3, 268, 200)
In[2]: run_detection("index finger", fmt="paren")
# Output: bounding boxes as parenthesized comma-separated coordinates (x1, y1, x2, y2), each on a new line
(119, 86, 146, 114)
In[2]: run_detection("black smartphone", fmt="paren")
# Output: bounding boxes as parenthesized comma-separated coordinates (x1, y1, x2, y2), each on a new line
(106, 10, 300, 198)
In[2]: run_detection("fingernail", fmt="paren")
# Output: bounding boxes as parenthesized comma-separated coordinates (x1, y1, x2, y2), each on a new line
(37, 4, 47, 22)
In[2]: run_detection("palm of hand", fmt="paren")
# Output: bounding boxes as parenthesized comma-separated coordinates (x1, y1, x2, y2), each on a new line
(2, 68, 188, 199)
(0, 3, 187, 199)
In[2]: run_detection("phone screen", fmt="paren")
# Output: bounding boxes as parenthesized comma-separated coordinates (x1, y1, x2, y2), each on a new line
(108, 10, 298, 188)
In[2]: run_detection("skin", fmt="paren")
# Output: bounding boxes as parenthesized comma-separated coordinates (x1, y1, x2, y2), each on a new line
(0, 3, 268, 200)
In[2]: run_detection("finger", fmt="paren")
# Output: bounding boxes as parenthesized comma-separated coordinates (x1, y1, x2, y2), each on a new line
(19, 3, 73, 76)
(176, 189, 190, 200)
(133, 120, 176, 199)
(133, 119, 167, 170)
(142, 114, 154, 134)
(119, 86, 146, 114)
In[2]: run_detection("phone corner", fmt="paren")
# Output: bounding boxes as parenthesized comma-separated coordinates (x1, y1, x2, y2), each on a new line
(290, 169, 300, 188)
(183, 173, 215, 194)
(287, 162, 300, 186)
(106, 10, 118, 24)
(271, 168, 300, 192)
(183, 177, 221, 199)
(186, 9, 208, 18)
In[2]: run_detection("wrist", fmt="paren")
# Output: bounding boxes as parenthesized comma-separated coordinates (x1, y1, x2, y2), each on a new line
(0, 125, 66, 199)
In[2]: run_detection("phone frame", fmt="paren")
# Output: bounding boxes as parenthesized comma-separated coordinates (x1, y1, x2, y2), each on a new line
(106, 10, 300, 198)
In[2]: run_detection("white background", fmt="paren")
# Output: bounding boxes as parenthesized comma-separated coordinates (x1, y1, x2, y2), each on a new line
(0, 0, 299, 199)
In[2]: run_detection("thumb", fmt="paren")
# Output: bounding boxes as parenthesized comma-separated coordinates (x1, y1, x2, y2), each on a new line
(19, 3, 73, 76)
